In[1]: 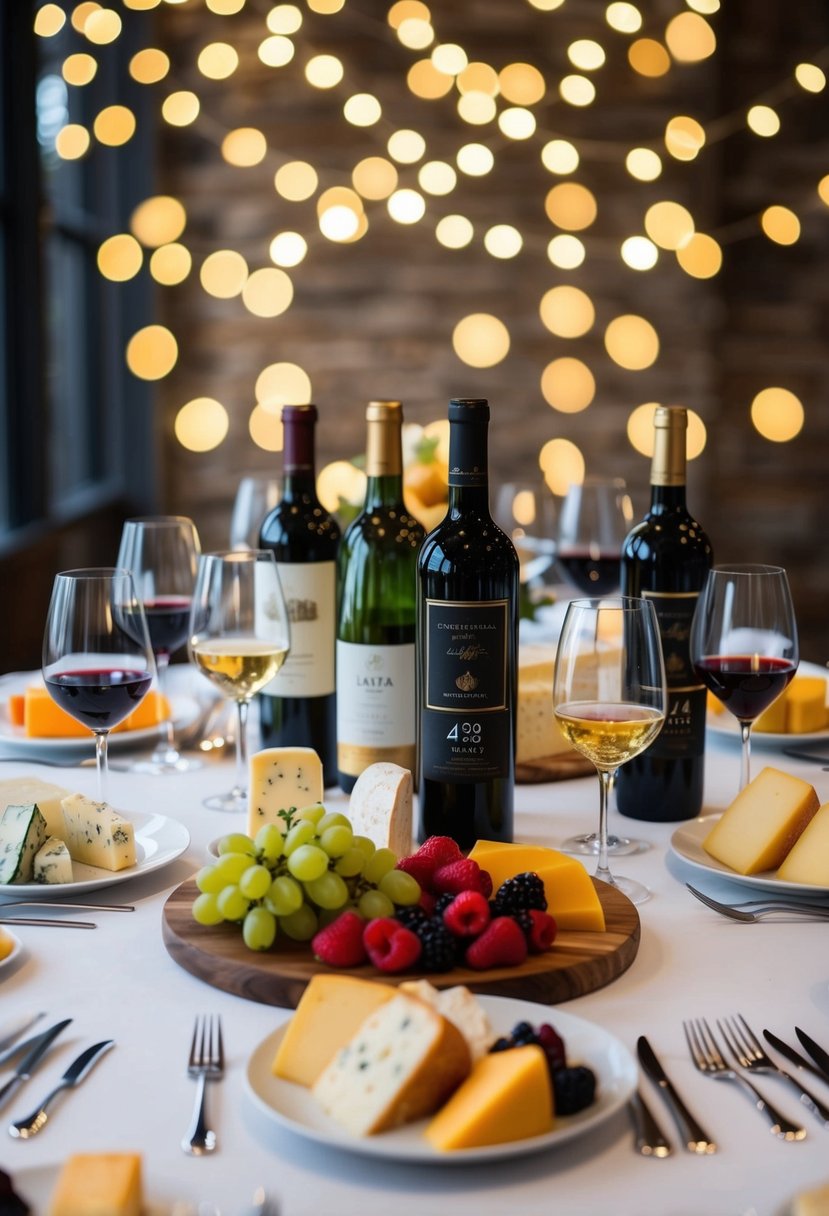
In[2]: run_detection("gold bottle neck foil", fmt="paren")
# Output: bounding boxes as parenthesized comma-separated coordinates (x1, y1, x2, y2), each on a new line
(650, 406, 688, 488)
(365, 400, 403, 477)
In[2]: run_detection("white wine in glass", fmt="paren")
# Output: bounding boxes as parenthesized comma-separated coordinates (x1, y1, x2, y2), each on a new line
(189, 551, 290, 813)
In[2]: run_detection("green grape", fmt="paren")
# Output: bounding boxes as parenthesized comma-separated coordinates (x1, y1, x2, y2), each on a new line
(358, 888, 395, 920)
(192, 892, 224, 926)
(316, 811, 351, 833)
(243, 906, 277, 951)
(280, 903, 318, 941)
(304, 870, 349, 911)
(254, 823, 284, 864)
(194, 865, 225, 895)
(333, 847, 365, 878)
(283, 819, 316, 855)
(379, 869, 421, 906)
(319, 824, 353, 858)
(351, 835, 376, 861)
(213, 852, 257, 886)
(294, 802, 326, 825)
(239, 864, 273, 901)
(217, 884, 250, 921)
(217, 832, 256, 857)
(265, 874, 304, 917)
(287, 843, 329, 882)
(362, 847, 397, 885)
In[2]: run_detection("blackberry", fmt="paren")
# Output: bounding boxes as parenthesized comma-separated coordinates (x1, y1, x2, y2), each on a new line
(394, 906, 428, 930)
(552, 1065, 596, 1115)
(412, 917, 456, 972)
(492, 872, 547, 915)
(433, 892, 456, 918)
(511, 909, 533, 939)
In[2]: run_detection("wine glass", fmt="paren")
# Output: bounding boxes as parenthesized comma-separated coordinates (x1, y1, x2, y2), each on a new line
(189, 551, 290, 812)
(117, 516, 201, 774)
(493, 479, 557, 587)
(556, 476, 633, 596)
(691, 564, 799, 792)
(42, 568, 156, 804)
(230, 475, 281, 550)
(553, 596, 666, 905)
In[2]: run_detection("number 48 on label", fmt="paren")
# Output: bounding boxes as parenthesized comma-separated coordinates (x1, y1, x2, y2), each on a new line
(447, 721, 481, 742)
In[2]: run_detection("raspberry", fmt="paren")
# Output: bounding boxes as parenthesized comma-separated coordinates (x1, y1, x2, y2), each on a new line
(442, 890, 491, 938)
(418, 890, 437, 917)
(537, 1023, 567, 1072)
(312, 910, 368, 968)
(363, 917, 422, 973)
(412, 917, 456, 972)
(552, 1065, 596, 1115)
(432, 858, 491, 897)
(465, 916, 528, 969)
(415, 835, 464, 871)
(492, 872, 547, 915)
(395, 853, 435, 889)
(517, 909, 557, 953)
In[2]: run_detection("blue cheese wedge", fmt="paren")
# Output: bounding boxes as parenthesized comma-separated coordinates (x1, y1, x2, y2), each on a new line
(33, 835, 73, 884)
(0, 777, 74, 840)
(247, 747, 324, 837)
(0, 803, 48, 884)
(60, 793, 136, 872)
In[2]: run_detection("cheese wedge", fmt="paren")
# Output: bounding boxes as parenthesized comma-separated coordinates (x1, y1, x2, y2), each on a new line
(425, 1044, 554, 1150)
(0, 803, 48, 884)
(48, 1153, 142, 1216)
(777, 801, 829, 884)
(272, 974, 395, 1086)
(399, 981, 495, 1061)
(247, 746, 324, 838)
(754, 676, 828, 734)
(0, 777, 74, 839)
(348, 762, 413, 858)
(16, 686, 168, 739)
(703, 766, 819, 875)
(33, 836, 73, 884)
(60, 794, 136, 871)
(467, 840, 606, 931)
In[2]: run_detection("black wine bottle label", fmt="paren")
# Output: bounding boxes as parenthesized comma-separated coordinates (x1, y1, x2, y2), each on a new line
(421, 598, 511, 782)
(641, 589, 707, 757)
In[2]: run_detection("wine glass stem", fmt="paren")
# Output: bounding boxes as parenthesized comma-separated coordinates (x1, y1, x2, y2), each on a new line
(234, 699, 249, 798)
(595, 767, 613, 885)
(94, 731, 109, 804)
(154, 658, 177, 759)
(739, 721, 752, 790)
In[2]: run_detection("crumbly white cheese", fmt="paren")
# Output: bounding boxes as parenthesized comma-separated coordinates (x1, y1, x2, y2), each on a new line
(399, 981, 496, 1062)
(348, 762, 413, 858)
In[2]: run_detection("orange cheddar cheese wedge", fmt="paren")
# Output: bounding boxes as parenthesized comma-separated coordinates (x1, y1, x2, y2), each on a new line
(15, 686, 169, 738)
(425, 1044, 553, 1150)
(467, 840, 606, 931)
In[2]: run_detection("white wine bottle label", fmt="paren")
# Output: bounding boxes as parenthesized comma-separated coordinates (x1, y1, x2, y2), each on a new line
(262, 561, 336, 698)
(421, 599, 511, 782)
(335, 641, 416, 775)
(642, 589, 707, 757)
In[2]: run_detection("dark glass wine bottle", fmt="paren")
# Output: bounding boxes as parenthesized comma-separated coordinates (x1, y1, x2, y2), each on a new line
(258, 404, 340, 786)
(417, 398, 519, 849)
(336, 401, 425, 793)
(616, 405, 713, 822)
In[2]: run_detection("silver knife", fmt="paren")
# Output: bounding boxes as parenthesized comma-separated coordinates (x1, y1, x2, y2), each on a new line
(0, 1018, 72, 1110)
(763, 1029, 829, 1087)
(637, 1035, 717, 1154)
(628, 1089, 673, 1157)
(8, 1039, 114, 1139)
(750, 1032, 829, 1126)
(795, 1027, 829, 1084)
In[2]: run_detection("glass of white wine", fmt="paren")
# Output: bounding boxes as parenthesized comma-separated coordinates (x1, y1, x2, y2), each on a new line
(553, 597, 666, 905)
(189, 551, 290, 812)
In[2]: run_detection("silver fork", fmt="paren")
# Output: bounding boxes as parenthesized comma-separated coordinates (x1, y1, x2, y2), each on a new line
(686, 885, 829, 922)
(182, 1015, 224, 1156)
(718, 1015, 829, 1127)
(683, 1017, 806, 1140)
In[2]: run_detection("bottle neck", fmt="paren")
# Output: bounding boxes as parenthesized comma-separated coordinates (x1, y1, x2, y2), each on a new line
(649, 483, 688, 512)
(282, 415, 317, 499)
(447, 413, 490, 514)
(649, 408, 687, 512)
(364, 411, 404, 508)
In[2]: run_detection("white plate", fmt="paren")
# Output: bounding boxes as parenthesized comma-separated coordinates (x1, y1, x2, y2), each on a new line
(244, 994, 637, 1164)
(0, 670, 199, 759)
(0, 927, 23, 971)
(0, 810, 190, 900)
(670, 814, 829, 896)
(706, 660, 829, 749)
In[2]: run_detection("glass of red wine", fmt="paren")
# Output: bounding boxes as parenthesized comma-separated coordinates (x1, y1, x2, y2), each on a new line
(117, 516, 202, 775)
(691, 563, 799, 791)
(42, 568, 156, 803)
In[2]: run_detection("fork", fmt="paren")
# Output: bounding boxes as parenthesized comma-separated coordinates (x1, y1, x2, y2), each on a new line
(683, 1017, 806, 1140)
(182, 1015, 224, 1156)
(718, 1015, 829, 1127)
(685, 885, 829, 922)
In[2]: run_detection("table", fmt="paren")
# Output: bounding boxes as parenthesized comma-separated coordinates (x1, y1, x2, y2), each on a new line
(1, 702, 828, 1216)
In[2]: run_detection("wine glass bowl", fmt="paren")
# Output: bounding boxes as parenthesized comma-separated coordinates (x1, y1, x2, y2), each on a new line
(492, 480, 557, 587)
(556, 476, 632, 596)
(230, 475, 282, 550)
(691, 563, 798, 790)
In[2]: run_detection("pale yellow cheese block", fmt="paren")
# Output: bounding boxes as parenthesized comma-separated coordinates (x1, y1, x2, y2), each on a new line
(703, 766, 819, 875)
(48, 1153, 142, 1216)
(0, 777, 74, 840)
(519, 644, 556, 684)
(425, 1044, 553, 1150)
(467, 840, 605, 931)
(755, 676, 828, 734)
(778, 801, 829, 884)
(517, 678, 573, 763)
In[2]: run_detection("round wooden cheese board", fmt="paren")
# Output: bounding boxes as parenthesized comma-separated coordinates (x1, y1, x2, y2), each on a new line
(161, 877, 640, 1009)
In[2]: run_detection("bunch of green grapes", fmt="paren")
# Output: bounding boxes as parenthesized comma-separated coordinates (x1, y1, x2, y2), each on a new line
(191, 804, 421, 952)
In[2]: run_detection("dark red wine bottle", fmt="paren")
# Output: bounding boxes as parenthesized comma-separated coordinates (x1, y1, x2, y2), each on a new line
(616, 406, 713, 822)
(258, 405, 340, 786)
(417, 399, 518, 849)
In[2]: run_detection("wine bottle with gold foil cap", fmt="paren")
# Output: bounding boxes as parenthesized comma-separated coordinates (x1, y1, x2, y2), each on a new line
(335, 401, 425, 793)
(616, 406, 713, 822)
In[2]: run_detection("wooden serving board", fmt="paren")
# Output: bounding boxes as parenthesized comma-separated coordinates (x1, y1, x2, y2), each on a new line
(515, 752, 595, 784)
(162, 878, 640, 1009)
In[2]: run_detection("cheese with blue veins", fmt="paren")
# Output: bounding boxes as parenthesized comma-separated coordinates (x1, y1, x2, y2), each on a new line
(60, 793, 136, 871)
(0, 803, 48, 884)
(33, 835, 73, 884)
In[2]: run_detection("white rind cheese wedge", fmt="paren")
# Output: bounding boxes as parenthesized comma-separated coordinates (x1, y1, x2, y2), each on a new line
(777, 801, 829, 884)
(348, 762, 413, 857)
(0, 777, 74, 840)
(33, 836, 73, 885)
(703, 766, 819, 876)
(60, 794, 136, 872)
(399, 981, 496, 1062)
(247, 747, 324, 837)
(0, 803, 47, 884)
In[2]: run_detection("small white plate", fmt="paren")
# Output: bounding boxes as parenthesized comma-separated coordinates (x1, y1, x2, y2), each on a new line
(244, 994, 637, 1164)
(670, 814, 829, 896)
(706, 660, 829, 749)
(0, 810, 190, 900)
(0, 927, 23, 972)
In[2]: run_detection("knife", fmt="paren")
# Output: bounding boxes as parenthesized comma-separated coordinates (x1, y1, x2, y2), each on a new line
(628, 1089, 673, 1157)
(795, 1028, 829, 1084)
(763, 1029, 829, 1088)
(0, 1018, 72, 1110)
(637, 1035, 717, 1154)
(8, 1039, 114, 1139)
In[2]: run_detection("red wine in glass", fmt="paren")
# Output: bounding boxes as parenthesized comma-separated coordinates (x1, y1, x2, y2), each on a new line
(44, 669, 154, 730)
(141, 597, 192, 662)
(556, 549, 621, 596)
(694, 655, 797, 722)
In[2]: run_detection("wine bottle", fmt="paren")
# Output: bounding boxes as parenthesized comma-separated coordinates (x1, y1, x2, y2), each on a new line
(417, 398, 519, 849)
(616, 405, 713, 822)
(258, 404, 340, 786)
(335, 401, 425, 793)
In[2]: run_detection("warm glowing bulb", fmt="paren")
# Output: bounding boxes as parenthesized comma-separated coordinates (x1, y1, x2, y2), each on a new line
(621, 236, 658, 270)
(436, 215, 474, 249)
(457, 91, 497, 124)
(98, 234, 143, 281)
(628, 38, 670, 77)
(317, 462, 368, 513)
(541, 358, 596, 413)
(63, 53, 98, 85)
(242, 268, 294, 318)
(387, 189, 426, 224)
(267, 4, 302, 34)
(274, 161, 318, 201)
(541, 140, 579, 175)
(452, 313, 510, 367)
(387, 129, 426, 164)
(560, 75, 596, 106)
(55, 124, 91, 160)
(162, 91, 200, 126)
(457, 62, 499, 96)
(665, 12, 716, 61)
(387, 1, 430, 30)
(818, 176, 829, 207)
(269, 231, 307, 267)
(547, 234, 585, 269)
(418, 161, 457, 195)
(539, 439, 585, 496)
(94, 106, 136, 147)
(545, 183, 597, 230)
(130, 195, 186, 246)
(150, 243, 191, 285)
(567, 40, 606, 70)
(248, 406, 284, 452)
(644, 200, 695, 250)
(200, 250, 249, 298)
(126, 325, 178, 380)
(484, 225, 522, 258)
(498, 63, 546, 105)
(129, 48, 169, 84)
(72, 5, 101, 35)
(344, 94, 382, 127)
(175, 398, 229, 452)
(407, 59, 454, 99)
(84, 9, 122, 44)
(35, 4, 67, 36)
(665, 115, 706, 161)
(258, 36, 295, 68)
(760, 205, 800, 245)
(498, 108, 536, 139)
(198, 42, 239, 79)
(397, 17, 434, 50)
(605, 3, 642, 33)
(305, 54, 343, 87)
(222, 128, 267, 166)
(456, 143, 494, 176)
(747, 105, 780, 137)
(256, 362, 312, 412)
(675, 232, 722, 278)
(604, 314, 660, 370)
(751, 388, 804, 442)
(539, 286, 595, 338)
(795, 63, 826, 93)
(627, 404, 705, 458)
(626, 147, 662, 181)
(431, 43, 467, 75)
(352, 157, 398, 199)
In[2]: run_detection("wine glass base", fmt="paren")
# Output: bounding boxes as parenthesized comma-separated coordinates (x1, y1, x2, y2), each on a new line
(561, 832, 650, 858)
(203, 790, 247, 813)
(604, 873, 651, 905)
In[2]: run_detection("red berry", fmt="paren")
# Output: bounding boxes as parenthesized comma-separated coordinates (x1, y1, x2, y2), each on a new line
(432, 858, 491, 897)
(415, 835, 463, 872)
(537, 1023, 567, 1071)
(395, 853, 436, 888)
(363, 917, 422, 973)
(442, 890, 491, 938)
(526, 910, 557, 953)
(312, 910, 368, 968)
(418, 889, 437, 917)
(465, 916, 528, 969)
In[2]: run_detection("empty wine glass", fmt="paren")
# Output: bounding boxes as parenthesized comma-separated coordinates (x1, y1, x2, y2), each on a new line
(117, 516, 201, 774)
(189, 551, 291, 812)
(556, 476, 633, 596)
(493, 480, 557, 587)
(691, 564, 799, 791)
(553, 596, 666, 905)
(230, 475, 281, 550)
(42, 568, 156, 803)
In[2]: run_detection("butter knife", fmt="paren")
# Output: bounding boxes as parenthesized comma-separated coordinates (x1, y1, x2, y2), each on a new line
(0, 1019, 72, 1110)
(795, 1028, 829, 1084)
(0, 1014, 44, 1058)
(763, 1029, 829, 1088)
(628, 1089, 673, 1157)
(637, 1035, 717, 1154)
(9, 1039, 114, 1138)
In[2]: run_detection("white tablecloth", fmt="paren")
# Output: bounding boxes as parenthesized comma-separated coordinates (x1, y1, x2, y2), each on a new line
(2, 696, 828, 1216)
